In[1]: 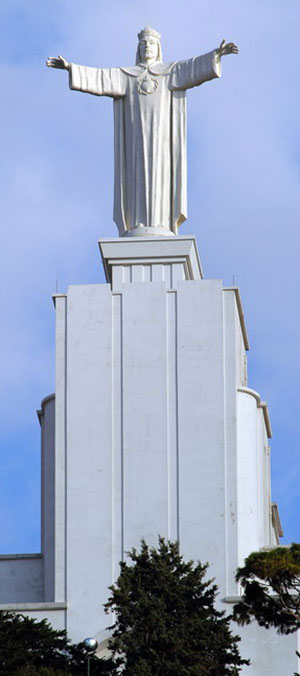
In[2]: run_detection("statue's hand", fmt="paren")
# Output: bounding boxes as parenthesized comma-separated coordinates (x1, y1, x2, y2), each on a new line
(46, 55, 70, 70)
(216, 39, 239, 60)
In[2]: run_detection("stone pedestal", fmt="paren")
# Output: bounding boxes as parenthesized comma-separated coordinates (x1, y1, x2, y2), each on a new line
(99, 235, 203, 290)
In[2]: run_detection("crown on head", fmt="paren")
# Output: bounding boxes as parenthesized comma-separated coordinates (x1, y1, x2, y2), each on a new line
(137, 26, 161, 41)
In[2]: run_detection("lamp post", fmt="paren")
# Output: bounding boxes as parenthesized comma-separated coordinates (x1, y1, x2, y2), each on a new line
(83, 637, 98, 676)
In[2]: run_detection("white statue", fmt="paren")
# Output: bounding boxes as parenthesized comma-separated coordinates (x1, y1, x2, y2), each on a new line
(47, 28, 238, 237)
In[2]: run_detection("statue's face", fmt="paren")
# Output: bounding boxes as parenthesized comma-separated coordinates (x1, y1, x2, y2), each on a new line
(138, 36, 159, 64)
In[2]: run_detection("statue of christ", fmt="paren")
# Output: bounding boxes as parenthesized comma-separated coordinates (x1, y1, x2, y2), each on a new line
(47, 28, 238, 237)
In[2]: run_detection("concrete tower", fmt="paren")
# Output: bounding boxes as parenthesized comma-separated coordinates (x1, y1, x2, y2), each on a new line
(0, 234, 297, 674)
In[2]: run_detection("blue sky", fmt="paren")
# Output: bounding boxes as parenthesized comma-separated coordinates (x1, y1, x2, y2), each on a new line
(0, 0, 299, 553)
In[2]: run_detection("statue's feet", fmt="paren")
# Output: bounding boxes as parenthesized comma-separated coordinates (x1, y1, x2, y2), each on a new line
(123, 224, 175, 237)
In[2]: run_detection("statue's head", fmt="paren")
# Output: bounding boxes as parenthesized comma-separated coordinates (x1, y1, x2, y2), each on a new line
(136, 27, 162, 65)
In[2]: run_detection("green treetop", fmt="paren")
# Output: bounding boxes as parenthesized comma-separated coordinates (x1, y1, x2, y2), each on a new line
(233, 544, 300, 634)
(105, 537, 249, 675)
(0, 611, 113, 675)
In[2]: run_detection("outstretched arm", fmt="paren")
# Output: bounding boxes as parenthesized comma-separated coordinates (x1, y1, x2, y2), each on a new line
(170, 51, 221, 92)
(169, 39, 238, 92)
(46, 54, 126, 98)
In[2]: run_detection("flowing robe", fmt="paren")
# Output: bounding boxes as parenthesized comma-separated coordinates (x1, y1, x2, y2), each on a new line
(69, 51, 221, 236)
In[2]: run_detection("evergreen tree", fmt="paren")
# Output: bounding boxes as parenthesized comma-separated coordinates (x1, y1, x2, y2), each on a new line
(233, 545, 300, 676)
(105, 537, 249, 675)
(0, 611, 113, 676)
(233, 544, 300, 634)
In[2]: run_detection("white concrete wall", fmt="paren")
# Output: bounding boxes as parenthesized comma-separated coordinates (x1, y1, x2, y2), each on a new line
(236, 389, 274, 568)
(48, 249, 275, 644)
(53, 272, 253, 641)
(223, 290, 244, 597)
(223, 288, 253, 596)
(237, 391, 261, 564)
(54, 294, 67, 604)
(121, 282, 170, 551)
(177, 280, 227, 590)
(51, 275, 231, 641)
(238, 621, 299, 675)
(22, 607, 66, 631)
(39, 394, 55, 602)
(65, 284, 113, 641)
(0, 555, 43, 603)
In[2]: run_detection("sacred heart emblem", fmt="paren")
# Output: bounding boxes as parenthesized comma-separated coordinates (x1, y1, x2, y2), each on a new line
(137, 74, 158, 96)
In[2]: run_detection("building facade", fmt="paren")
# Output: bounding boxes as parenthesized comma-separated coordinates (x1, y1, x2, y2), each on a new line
(0, 236, 298, 673)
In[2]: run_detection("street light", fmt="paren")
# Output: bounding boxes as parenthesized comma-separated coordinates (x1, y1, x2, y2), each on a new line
(83, 637, 98, 676)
